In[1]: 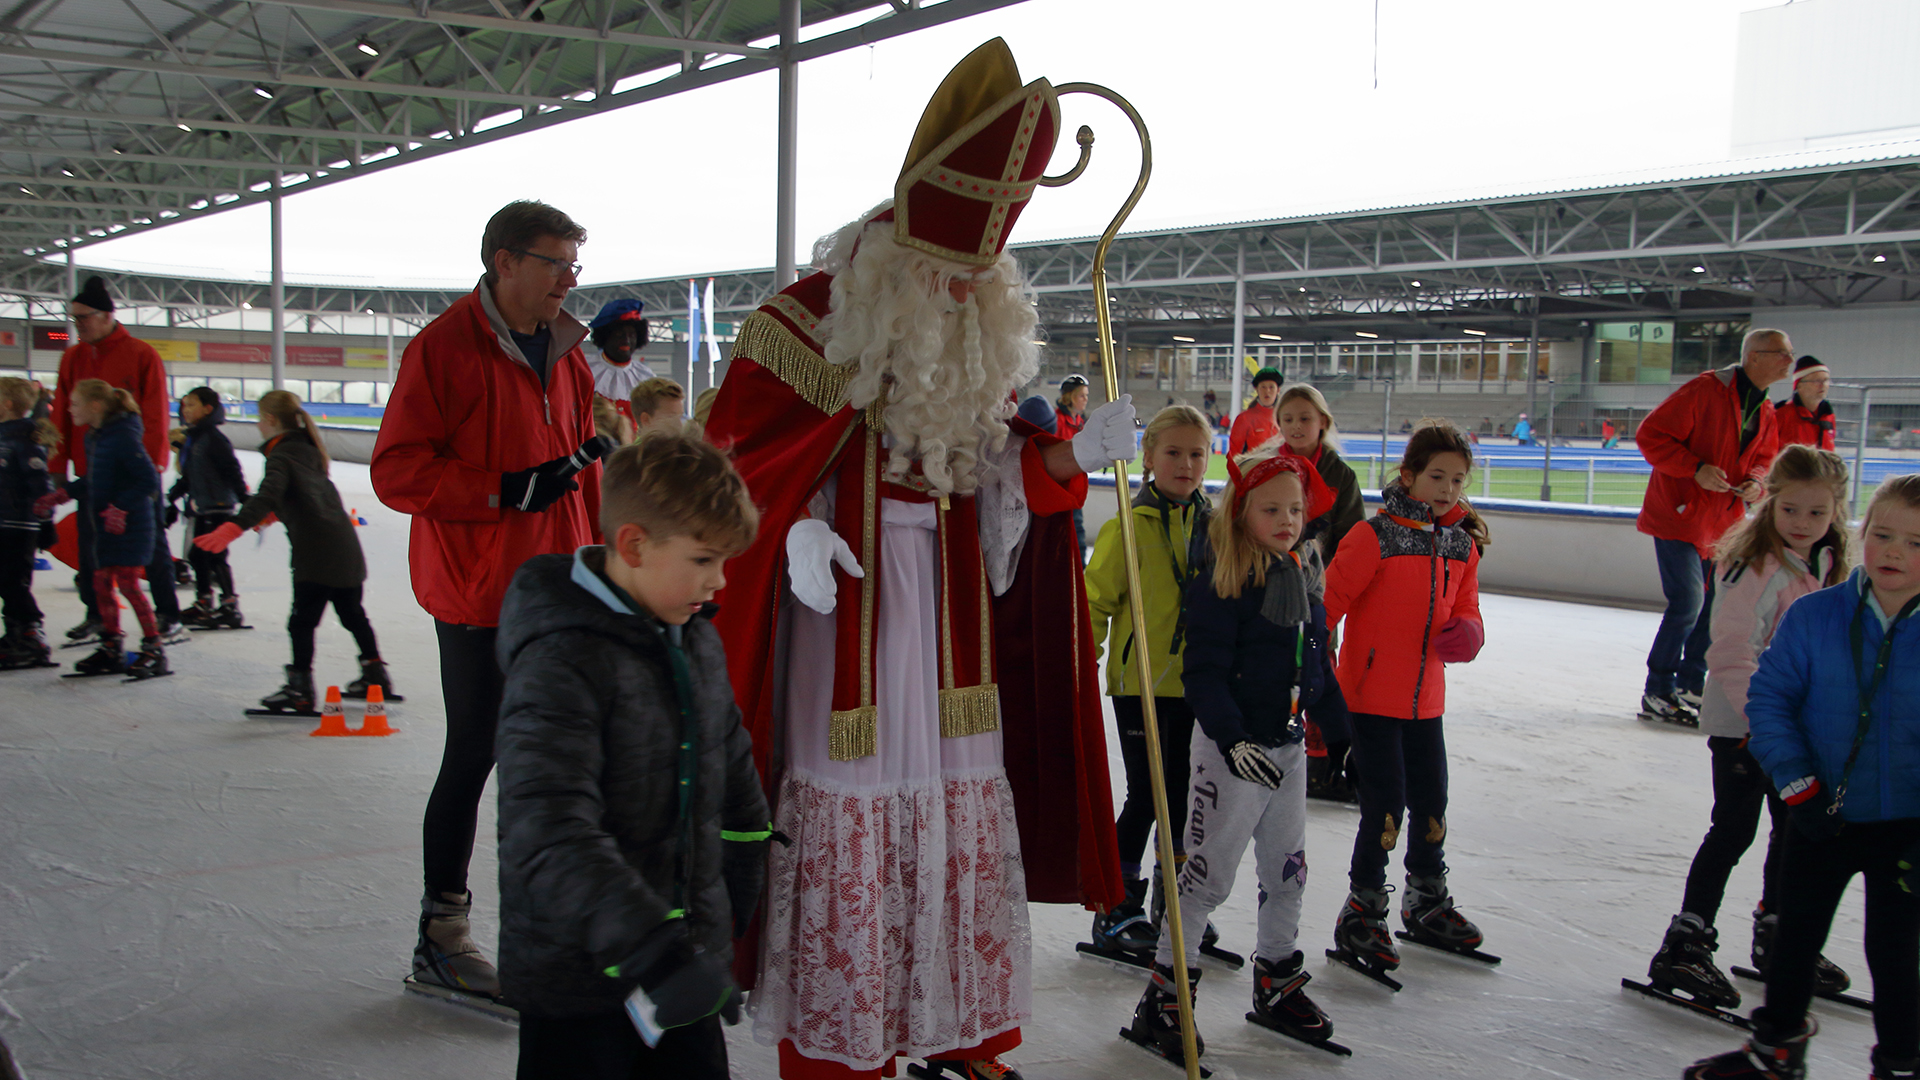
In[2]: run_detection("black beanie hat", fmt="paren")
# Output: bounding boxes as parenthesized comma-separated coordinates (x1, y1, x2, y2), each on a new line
(73, 275, 113, 313)
(1792, 354, 1829, 382)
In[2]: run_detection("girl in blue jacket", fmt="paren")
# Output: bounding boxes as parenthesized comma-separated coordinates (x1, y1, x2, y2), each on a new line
(1125, 447, 1347, 1067)
(38, 379, 167, 679)
(1686, 473, 1920, 1080)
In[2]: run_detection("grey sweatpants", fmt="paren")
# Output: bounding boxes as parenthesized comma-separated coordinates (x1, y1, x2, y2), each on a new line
(1153, 732, 1309, 970)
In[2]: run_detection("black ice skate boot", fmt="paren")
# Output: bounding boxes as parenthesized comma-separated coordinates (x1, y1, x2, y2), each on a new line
(204, 597, 247, 630)
(1871, 1046, 1920, 1080)
(1149, 860, 1234, 966)
(1332, 885, 1401, 986)
(1088, 875, 1156, 957)
(258, 667, 315, 714)
(125, 636, 170, 680)
(1751, 908, 1851, 995)
(64, 617, 102, 646)
(71, 634, 126, 676)
(1306, 744, 1357, 803)
(906, 1058, 1027, 1080)
(343, 656, 394, 701)
(1248, 950, 1334, 1045)
(1125, 962, 1203, 1066)
(179, 595, 215, 627)
(1683, 1011, 1815, 1080)
(0, 623, 51, 669)
(1650, 912, 1740, 1009)
(412, 890, 502, 1001)
(1401, 873, 1485, 953)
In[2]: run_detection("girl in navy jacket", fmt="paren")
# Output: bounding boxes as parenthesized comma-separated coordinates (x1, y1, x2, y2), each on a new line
(37, 379, 167, 678)
(1686, 473, 1920, 1080)
(1125, 447, 1347, 1067)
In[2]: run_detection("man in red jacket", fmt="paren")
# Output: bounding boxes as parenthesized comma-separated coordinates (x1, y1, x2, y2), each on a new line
(1774, 355, 1837, 450)
(50, 274, 181, 644)
(1633, 327, 1791, 724)
(371, 200, 613, 1013)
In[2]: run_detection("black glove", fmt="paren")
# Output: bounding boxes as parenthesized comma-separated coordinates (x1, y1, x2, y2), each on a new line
(500, 461, 581, 513)
(1781, 776, 1844, 841)
(1224, 740, 1285, 789)
(722, 831, 770, 938)
(553, 436, 620, 478)
(164, 500, 180, 527)
(611, 919, 742, 1029)
(37, 518, 56, 551)
(1897, 839, 1920, 896)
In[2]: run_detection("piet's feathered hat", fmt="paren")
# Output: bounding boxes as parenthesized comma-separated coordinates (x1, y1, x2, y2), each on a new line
(891, 38, 1060, 267)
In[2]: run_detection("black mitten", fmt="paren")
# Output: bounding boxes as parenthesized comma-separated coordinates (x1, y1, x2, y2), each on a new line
(722, 832, 769, 938)
(611, 919, 742, 1031)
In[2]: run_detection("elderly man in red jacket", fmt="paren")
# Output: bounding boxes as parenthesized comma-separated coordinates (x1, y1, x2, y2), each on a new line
(372, 200, 613, 1014)
(1633, 327, 1791, 725)
(50, 274, 181, 644)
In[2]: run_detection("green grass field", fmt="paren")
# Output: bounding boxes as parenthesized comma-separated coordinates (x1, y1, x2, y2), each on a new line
(1097, 460, 1655, 507)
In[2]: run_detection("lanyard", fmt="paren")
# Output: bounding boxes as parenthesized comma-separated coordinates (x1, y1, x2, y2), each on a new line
(650, 623, 703, 913)
(1834, 587, 1920, 812)
(1153, 487, 1203, 661)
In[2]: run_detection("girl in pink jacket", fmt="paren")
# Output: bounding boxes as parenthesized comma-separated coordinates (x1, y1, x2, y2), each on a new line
(1643, 444, 1854, 1015)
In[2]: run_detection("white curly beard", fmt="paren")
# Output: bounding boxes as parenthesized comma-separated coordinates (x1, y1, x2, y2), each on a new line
(813, 205, 1041, 497)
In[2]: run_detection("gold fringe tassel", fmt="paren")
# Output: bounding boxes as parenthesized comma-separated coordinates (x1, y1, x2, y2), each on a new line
(828, 707, 878, 762)
(939, 683, 1001, 739)
(733, 313, 853, 415)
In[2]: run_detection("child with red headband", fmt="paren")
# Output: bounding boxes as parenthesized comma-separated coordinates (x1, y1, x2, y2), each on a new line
(1323, 419, 1490, 987)
(1124, 443, 1350, 1067)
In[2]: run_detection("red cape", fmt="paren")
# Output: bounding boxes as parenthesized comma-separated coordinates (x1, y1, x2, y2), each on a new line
(706, 273, 1122, 921)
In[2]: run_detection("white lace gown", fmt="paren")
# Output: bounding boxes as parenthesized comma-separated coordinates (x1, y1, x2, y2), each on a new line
(752, 441, 1037, 1072)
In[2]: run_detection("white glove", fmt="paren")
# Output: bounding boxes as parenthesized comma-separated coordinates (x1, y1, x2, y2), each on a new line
(1224, 740, 1285, 789)
(1072, 393, 1138, 474)
(786, 518, 863, 615)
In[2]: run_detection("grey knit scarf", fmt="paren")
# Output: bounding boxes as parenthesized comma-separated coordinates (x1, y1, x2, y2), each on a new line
(1259, 543, 1324, 628)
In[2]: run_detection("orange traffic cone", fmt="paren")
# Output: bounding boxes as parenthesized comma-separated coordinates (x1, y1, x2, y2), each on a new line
(310, 685, 351, 737)
(356, 684, 398, 737)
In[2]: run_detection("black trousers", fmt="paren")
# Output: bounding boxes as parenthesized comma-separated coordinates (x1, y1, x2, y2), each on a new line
(1763, 819, 1920, 1058)
(74, 496, 179, 624)
(187, 514, 236, 600)
(517, 1013, 727, 1080)
(1348, 712, 1449, 888)
(287, 581, 379, 672)
(1680, 736, 1785, 924)
(0, 528, 41, 627)
(422, 620, 505, 897)
(1112, 695, 1194, 874)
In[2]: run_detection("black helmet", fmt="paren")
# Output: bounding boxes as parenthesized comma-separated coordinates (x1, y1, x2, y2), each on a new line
(1060, 373, 1089, 392)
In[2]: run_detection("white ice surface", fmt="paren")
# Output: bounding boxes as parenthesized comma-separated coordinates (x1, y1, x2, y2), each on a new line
(0, 453, 1884, 1079)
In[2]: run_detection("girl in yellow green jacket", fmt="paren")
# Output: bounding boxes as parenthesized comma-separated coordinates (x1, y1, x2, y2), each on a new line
(1085, 404, 1215, 958)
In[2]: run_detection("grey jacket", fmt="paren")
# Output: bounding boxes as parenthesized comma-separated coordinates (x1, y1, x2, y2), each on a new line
(494, 547, 769, 1017)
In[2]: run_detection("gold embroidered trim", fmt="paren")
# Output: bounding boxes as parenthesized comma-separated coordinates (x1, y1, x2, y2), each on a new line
(978, 539, 993, 681)
(765, 293, 822, 338)
(937, 500, 956, 691)
(828, 707, 878, 761)
(939, 684, 1001, 738)
(732, 313, 851, 416)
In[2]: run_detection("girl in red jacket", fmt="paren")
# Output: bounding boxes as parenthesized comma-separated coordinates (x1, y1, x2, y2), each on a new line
(1323, 420, 1489, 983)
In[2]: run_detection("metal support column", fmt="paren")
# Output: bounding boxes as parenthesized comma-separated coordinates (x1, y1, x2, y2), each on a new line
(1539, 378, 1556, 501)
(1851, 387, 1872, 515)
(64, 250, 76, 345)
(1523, 304, 1541, 422)
(1230, 242, 1246, 418)
(774, 0, 800, 288)
(270, 171, 286, 391)
(1380, 377, 1393, 466)
(385, 309, 396, 405)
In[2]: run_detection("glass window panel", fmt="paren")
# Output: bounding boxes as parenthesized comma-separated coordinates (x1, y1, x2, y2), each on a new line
(309, 381, 344, 403)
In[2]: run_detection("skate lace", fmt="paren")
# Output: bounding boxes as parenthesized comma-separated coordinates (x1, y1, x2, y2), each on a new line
(959, 1059, 1015, 1080)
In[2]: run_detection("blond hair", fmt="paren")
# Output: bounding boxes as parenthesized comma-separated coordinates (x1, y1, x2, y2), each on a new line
(0, 378, 58, 447)
(591, 394, 633, 445)
(631, 376, 685, 419)
(692, 387, 720, 431)
(1139, 404, 1211, 481)
(1863, 472, 1920, 533)
(73, 378, 139, 418)
(256, 389, 330, 474)
(1277, 384, 1341, 453)
(1715, 444, 1852, 586)
(599, 430, 758, 552)
(1208, 440, 1302, 598)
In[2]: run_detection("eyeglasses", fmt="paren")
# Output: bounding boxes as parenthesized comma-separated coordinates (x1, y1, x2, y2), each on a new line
(512, 249, 582, 278)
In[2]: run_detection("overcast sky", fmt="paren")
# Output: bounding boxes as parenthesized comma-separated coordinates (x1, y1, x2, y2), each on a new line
(75, 0, 1769, 286)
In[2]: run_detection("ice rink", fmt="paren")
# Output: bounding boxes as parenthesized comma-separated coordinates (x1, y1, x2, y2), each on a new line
(0, 452, 1887, 1080)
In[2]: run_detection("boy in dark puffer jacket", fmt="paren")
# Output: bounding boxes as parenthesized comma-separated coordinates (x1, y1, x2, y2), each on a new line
(494, 430, 769, 1080)
(167, 387, 248, 628)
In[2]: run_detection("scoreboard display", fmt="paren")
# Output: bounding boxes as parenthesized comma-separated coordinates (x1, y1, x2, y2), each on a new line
(31, 324, 72, 351)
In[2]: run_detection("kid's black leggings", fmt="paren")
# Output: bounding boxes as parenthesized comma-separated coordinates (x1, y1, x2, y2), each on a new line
(1680, 736, 1785, 924)
(1347, 712, 1449, 888)
(187, 514, 236, 600)
(1112, 695, 1193, 876)
(0, 529, 41, 627)
(1764, 820, 1920, 1059)
(287, 582, 379, 671)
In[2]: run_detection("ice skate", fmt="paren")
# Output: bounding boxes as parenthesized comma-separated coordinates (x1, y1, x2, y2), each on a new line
(1744, 910, 1855, 1003)
(61, 617, 102, 648)
(65, 635, 126, 678)
(343, 656, 400, 701)
(202, 598, 249, 630)
(246, 667, 317, 717)
(1639, 691, 1699, 727)
(1149, 862, 1240, 968)
(1246, 950, 1349, 1056)
(406, 890, 512, 1020)
(1077, 876, 1156, 968)
(1305, 751, 1356, 803)
(1120, 962, 1206, 1074)
(905, 1057, 1027, 1080)
(0, 624, 54, 670)
(1871, 1047, 1919, 1080)
(1328, 885, 1402, 990)
(1646, 913, 1740, 1009)
(124, 636, 170, 681)
(178, 597, 214, 627)
(154, 619, 188, 646)
(1683, 1012, 1814, 1080)
(1396, 873, 1499, 963)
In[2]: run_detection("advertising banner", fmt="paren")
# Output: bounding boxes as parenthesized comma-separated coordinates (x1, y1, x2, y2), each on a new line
(199, 342, 269, 364)
(344, 347, 389, 369)
(148, 339, 199, 364)
(287, 346, 343, 367)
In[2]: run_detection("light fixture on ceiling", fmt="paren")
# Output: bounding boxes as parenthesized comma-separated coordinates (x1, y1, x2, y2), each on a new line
(1258, 333, 1283, 341)
(241, 302, 253, 310)
(1873, 254, 1888, 263)
(1354, 331, 1379, 339)
(1462, 328, 1487, 336)
(59, 168, 74, 177)
(356, 37, 380, 56)
(252, 84, 275, 99)
(1410, 280, 1422, 287)
(176, 122, 192, 132)
(1172, 335, 1195, 342)
(1691, 265, 1706, 273)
